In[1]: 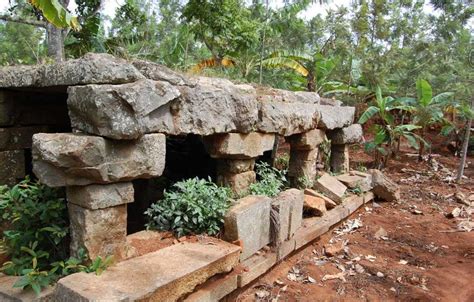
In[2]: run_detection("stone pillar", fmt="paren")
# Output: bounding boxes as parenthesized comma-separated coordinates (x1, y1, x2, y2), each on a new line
(204, 133, 275, 195)
(31, 133, 167, 261)
(330, 145, 350, 173)
(287, 129, 325, 187)
(327, 124, 363, 174)
(67, 183, 134, 261)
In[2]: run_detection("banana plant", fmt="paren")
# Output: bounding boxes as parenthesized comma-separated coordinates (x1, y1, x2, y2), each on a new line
(396, 79, 454, 160)
(29, 0, 81, 30)
(359, 86, 422, 168)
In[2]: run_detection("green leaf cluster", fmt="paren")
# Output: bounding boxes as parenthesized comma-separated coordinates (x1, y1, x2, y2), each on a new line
(145, 178, 232, 237)
(249, 162, 287, 197)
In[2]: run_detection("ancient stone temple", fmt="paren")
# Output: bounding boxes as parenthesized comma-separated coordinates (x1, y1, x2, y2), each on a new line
(0, 53, 378, 301)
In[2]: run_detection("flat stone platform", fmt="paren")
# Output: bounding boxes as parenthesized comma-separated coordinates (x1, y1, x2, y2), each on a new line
(53, 240, 241, 302)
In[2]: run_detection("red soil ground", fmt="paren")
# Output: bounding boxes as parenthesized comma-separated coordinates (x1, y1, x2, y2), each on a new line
(235, 143, 473, 302)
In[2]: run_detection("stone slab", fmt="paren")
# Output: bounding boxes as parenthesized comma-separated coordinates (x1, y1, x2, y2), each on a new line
(53, 240, 241, 302)
(184, 272, 238, 302)
(224, 196, 271, 260)
(0, 274, 54, 302)
(288, 129, 326, 150)
(32, 133, 166, 187)
(316, 105, 355, 130)
(336, 172, 372, 192)
(314, 173, 347, 204)
(304, 188, 337, 209)
(328, 124, 363, 145)
(370, 169, 401, 202)
(238, 252, 277, 287)
(276, 238, 296, 261)
(69, 203, 127, 260)
(0, 150, 24, 186)
(66, 182, 134, 210)
(271, 193, 291, 245)
(257, 100, 320, 136)
(0, 53, 144, 88)
(204, 132, 275, 159)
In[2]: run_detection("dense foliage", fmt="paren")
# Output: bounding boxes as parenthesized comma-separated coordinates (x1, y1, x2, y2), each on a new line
(249, 162, 287, 197)
(145, 178, 231, 237)
(0, 178, 112, 295)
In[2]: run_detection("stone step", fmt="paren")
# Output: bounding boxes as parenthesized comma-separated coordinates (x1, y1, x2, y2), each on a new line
(53, 240, 241, 302)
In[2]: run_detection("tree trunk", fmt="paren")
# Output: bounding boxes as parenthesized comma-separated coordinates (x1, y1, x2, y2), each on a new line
(306, 71, 316, 92)
(456, 99, 473, 182)
(418, 127, 425, 161)
(46, 24, 65, 62)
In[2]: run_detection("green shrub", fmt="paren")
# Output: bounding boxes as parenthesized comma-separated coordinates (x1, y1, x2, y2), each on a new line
(249, 162, 287, 197)
(0, 178, 112, 295)
(145, 178, 231, 237)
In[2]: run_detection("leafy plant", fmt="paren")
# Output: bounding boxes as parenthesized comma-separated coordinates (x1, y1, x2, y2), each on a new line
(0, 178, 112, 295)
(145, 178, 231, 237)
(249, 162, 287, 197)
(359, 86, 424, 168)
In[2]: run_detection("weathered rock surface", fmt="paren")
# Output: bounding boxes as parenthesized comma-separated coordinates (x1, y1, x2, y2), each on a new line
(336, 171, 372, 192)
(288, 129, 326, 150)
(204, 132, 275, 159)
(271, 189, 304, 245)
(314, 173, 347, 204)
(0, 150, 24, 186)
(304, 188, 337, 209)
(257, 100, 320, 136)
(32, 133, 166, 187)
(370, 169, 400, 202)
(67, 79, 181, 139)
(68, 76, 259, 138)
(328, 124, 363, 144)
(288, 149, 318, 187)
(69, 203, 127, 260)
(53, 240, 240, 302)
(217, 159, 255, 174)
(132, 59, 194, 86)
(316, 105, 355, 130)
(224, 195, 271, 260)
(0, 273, 53, 302)
(0, 53, 144, 88)
(217, 171, 256, 195)
(303, 194, 327, 216)
(67, 182, 134, 210)
(330, 144, 350, 173)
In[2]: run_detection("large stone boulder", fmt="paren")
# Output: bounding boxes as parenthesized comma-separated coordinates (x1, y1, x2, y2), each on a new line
(32, 133, 166, 187)
(67, 79, 181, 139)
(0, 53, 144, 88)
(370, 169, 400, 202)
(67, 76, 259, 138)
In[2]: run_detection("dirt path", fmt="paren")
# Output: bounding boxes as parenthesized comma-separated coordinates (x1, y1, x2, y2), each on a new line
(235, 149, 474, 302)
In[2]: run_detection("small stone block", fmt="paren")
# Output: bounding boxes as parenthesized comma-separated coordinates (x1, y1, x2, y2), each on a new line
(314, 173, 347, 204)
(304, 188, 337, 209)
(288, 129, 326, 150)
(204, 132, 275, 159)
(0, 273, 54, 302)
(336, 172, 372, 192)
(217, 159, 255, 174)
(217, 171, 256, 196)
(303, 195, 327, 216)
(238, 252, 277, 287)
(327, 124, 363, 145)
(277, 238, 295, 260)
(69, 203, 127, 261)
(224, 195, 271, 260)
(67, 182, 134, 210)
